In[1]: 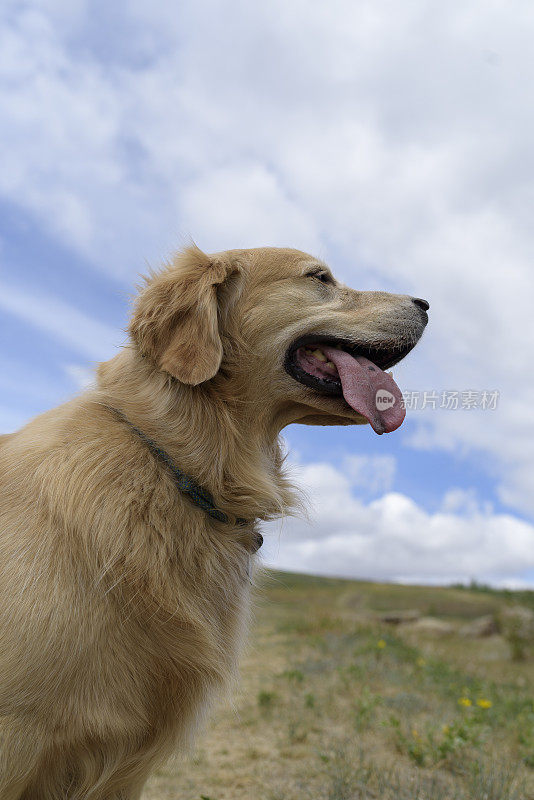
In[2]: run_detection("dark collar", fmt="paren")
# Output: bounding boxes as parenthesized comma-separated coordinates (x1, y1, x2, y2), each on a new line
(107, 406, 262, 552)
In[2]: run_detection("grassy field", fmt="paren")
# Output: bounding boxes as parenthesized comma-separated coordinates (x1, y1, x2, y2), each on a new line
(143, 570, 534, 800)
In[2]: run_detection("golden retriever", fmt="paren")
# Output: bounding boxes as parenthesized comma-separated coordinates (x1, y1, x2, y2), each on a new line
(0, 245, 428, 798)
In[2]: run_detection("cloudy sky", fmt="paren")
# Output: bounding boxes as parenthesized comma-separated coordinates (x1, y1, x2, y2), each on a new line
(1, 0, 533, 587)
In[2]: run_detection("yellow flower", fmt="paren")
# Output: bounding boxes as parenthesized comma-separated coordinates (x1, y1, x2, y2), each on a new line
(377, 639, 387, 649)
(476, 698, 492, 709)
(416, 657, 426, 667)
(442, 724, 450, 734)
(458, 697, 472, 707)
(412, 728, 420, 739)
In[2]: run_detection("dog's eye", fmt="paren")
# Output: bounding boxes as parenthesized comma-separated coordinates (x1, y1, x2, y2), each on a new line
(307, 270, 334, 285)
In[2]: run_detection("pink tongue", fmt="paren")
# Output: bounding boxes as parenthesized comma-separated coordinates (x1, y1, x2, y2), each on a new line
(322, 347, 405, 434)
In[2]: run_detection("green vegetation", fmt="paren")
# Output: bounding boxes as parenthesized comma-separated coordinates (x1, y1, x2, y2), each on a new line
(144, 570, 534, 800)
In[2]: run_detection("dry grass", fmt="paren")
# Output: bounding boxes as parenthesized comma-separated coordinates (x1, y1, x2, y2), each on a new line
(142, 570, 534, 800)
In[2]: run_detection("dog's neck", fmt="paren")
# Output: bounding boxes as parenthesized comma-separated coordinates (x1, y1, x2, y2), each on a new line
(95, 348, 298, 522)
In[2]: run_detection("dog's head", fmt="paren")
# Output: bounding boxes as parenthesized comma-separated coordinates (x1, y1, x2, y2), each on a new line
(129, 245, 428, 433)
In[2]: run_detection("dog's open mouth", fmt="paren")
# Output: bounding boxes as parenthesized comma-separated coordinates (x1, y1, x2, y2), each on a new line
(284, 335, 416, 434)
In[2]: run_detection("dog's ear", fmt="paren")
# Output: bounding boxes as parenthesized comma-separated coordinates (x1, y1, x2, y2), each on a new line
(129, 245, 244, 385)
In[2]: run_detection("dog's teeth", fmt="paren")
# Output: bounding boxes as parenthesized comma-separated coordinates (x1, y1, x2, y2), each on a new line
(312, 349, 327, 362)
(325, 361, 335, 369)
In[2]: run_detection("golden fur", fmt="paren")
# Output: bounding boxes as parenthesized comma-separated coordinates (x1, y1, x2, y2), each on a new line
(0, 246, 426, 798)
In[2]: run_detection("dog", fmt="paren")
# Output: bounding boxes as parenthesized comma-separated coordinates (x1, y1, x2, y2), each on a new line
(0, 245, 428, 798)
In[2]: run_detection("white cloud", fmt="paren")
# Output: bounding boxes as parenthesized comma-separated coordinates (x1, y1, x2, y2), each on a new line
(343, 454, 397, 495)
(0, 279, 120, 360)
(262, 462, 534, 586)
(63, 363, 96, 390)
(178, 162, 320, 253)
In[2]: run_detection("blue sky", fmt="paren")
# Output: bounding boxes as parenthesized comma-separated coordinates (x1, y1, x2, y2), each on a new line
(1, 0, 534, 586)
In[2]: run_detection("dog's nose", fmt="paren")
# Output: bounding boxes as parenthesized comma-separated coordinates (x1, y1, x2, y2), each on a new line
(412, 297, 430, 312)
